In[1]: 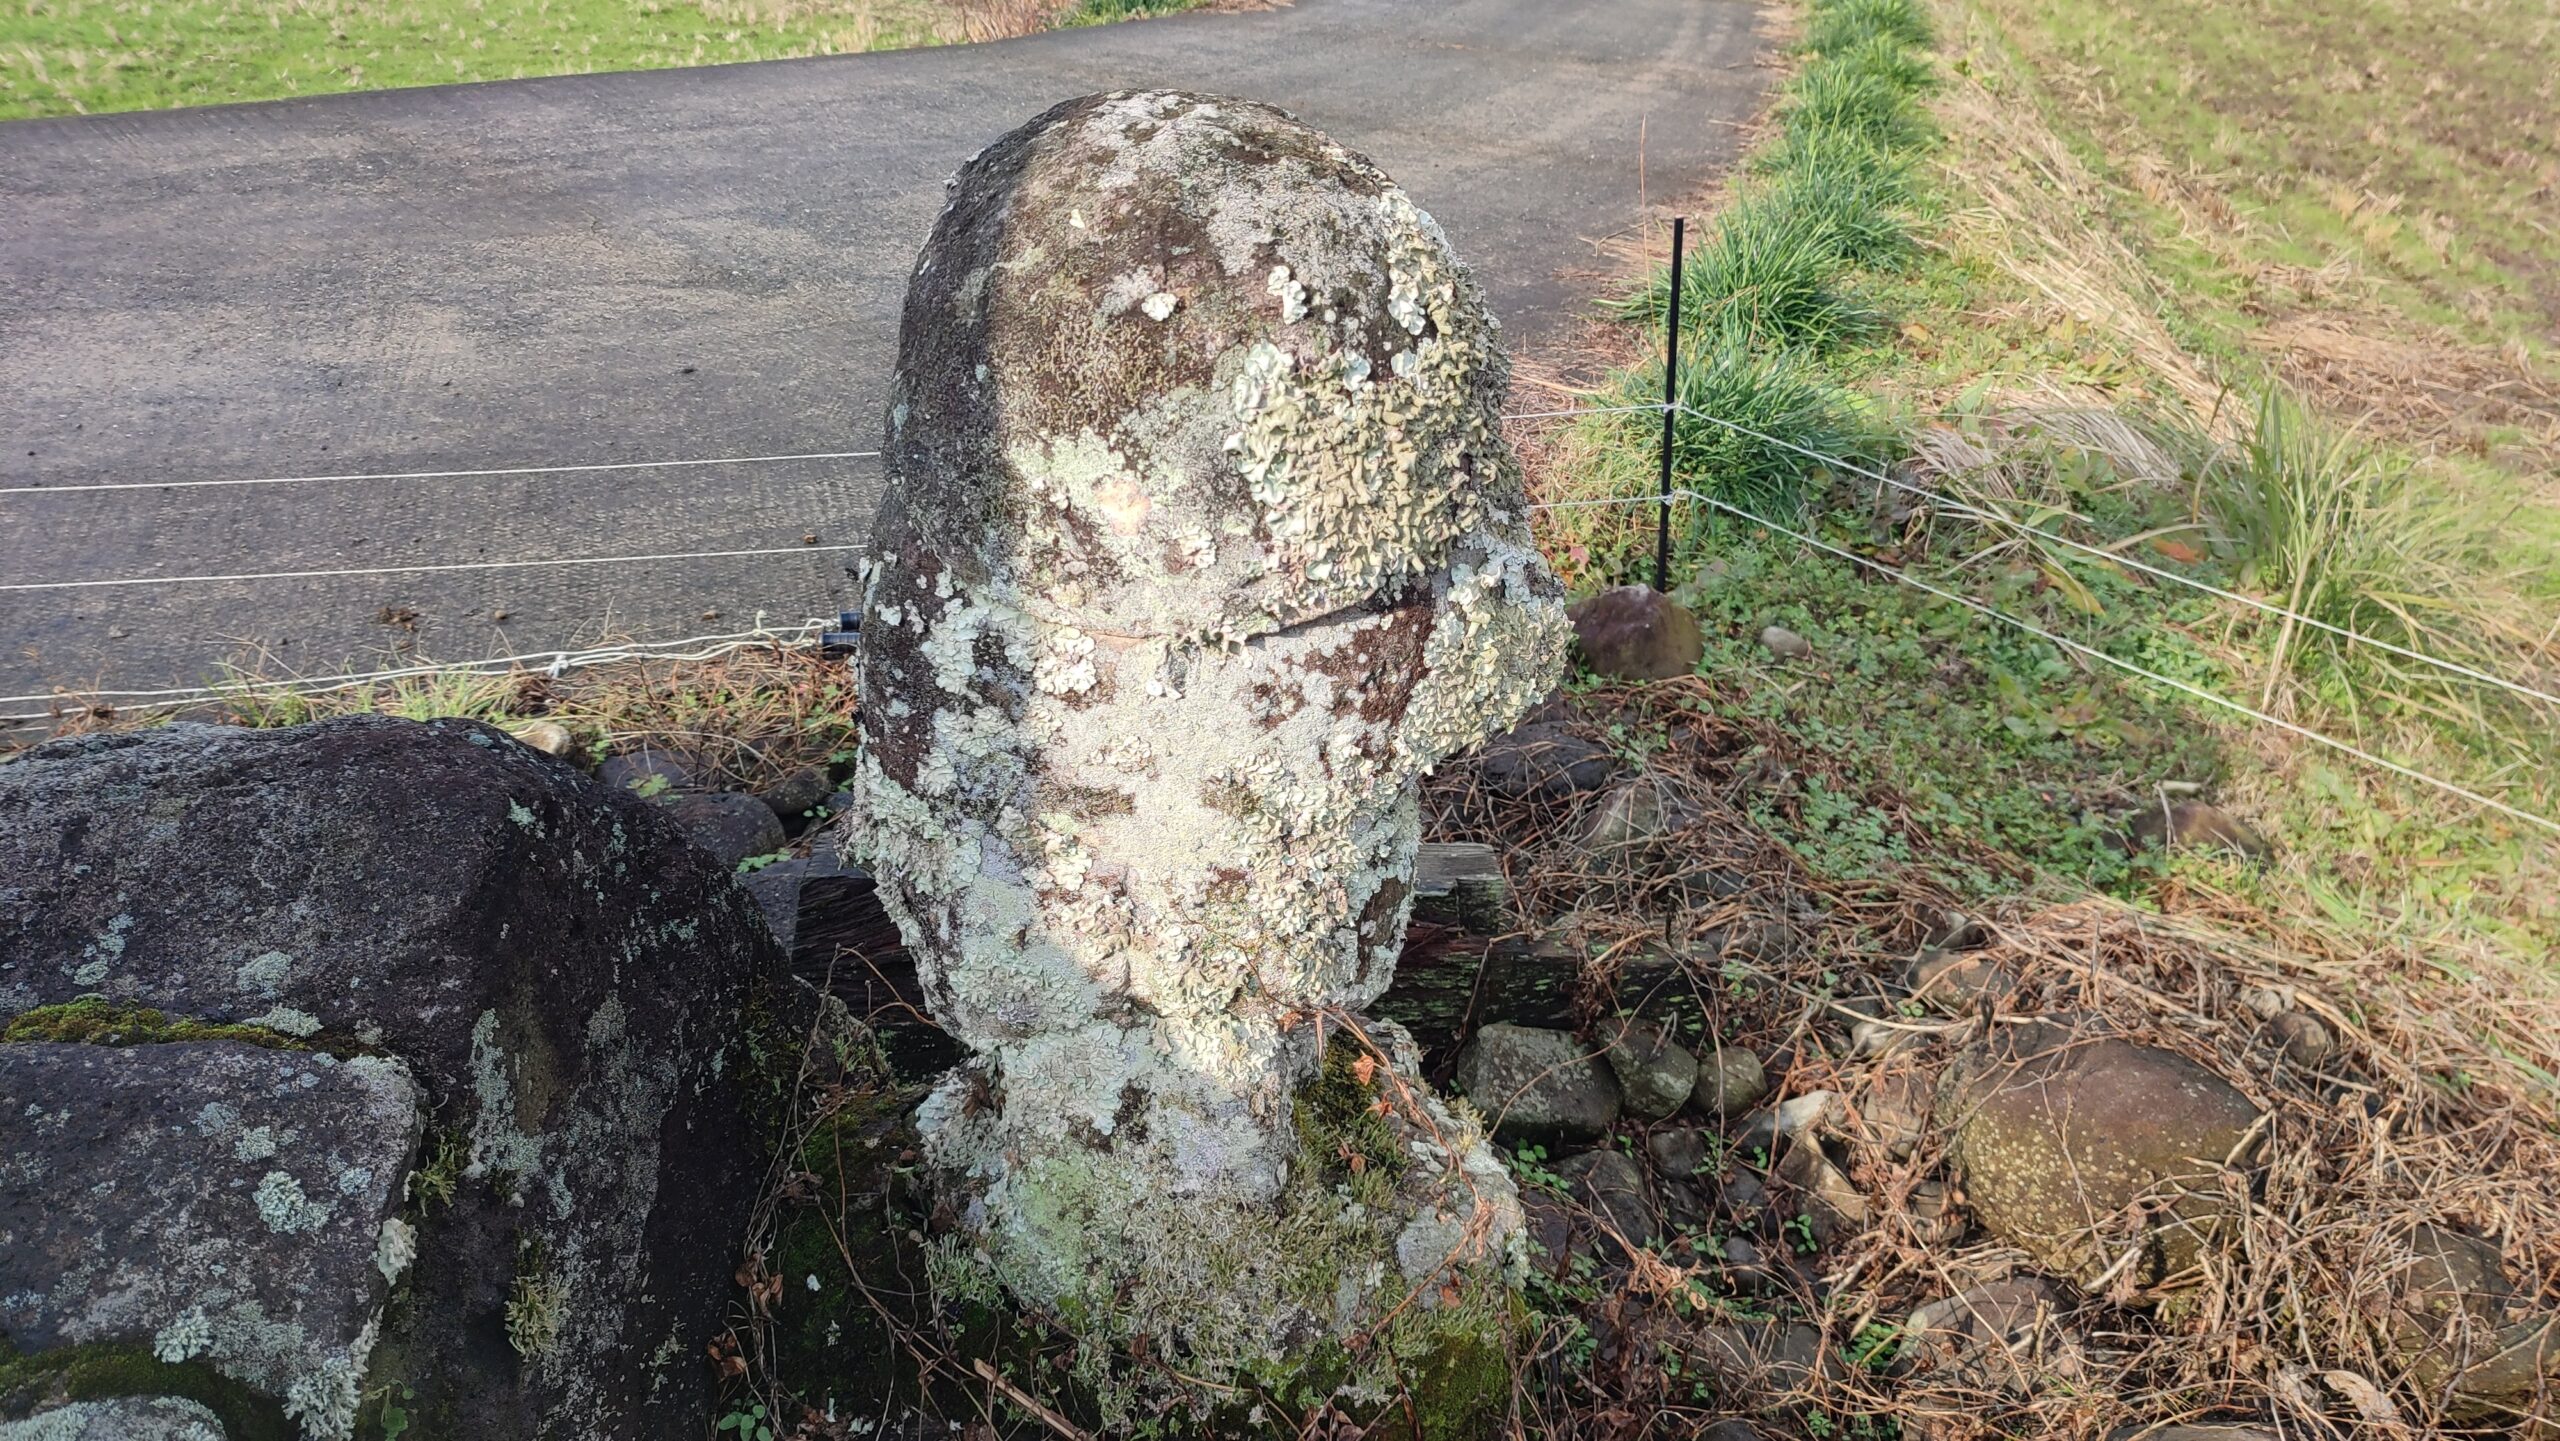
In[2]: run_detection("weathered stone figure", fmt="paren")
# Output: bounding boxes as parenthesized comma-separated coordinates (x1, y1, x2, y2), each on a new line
(851, 91, 1569, 1415)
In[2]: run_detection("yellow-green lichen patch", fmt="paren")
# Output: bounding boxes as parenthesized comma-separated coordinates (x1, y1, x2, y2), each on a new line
(2, 999, 308, 1052)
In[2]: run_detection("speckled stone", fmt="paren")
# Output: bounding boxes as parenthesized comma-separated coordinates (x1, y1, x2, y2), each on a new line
(0, 1043, 419, 1441)
(851, 90, 1568, 1384)
(1936, 1021, 2263, 1295)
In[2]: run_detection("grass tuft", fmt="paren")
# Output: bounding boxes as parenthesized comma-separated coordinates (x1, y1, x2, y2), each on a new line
(1802, 0, 1933, 52)
(1613, 197, 1880, 351)
(1661, 339, 1886, 516)
(1781, 52, 1932, 151)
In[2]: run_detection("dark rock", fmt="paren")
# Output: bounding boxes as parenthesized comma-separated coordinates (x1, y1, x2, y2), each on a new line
(1647, 1127, 1713, 1179)
(1452, 1023, 1620, 1144)
(597, 748, 691, 795)
(1569, 585, 1704, 681)
(1758, 624, 1812, 660)
(0, 1397, 229, 1439)
(0, 1042, 418, 1440)
(1693, 1044, 1770, 1119)
(0, 718, 781, 1439)
(1937, 1021, 2263, 1294)
(1516, 1184, 1584, 1275)
(1719, 1235, 1780, 1291)
(1659, 1177, 1712, 1231)
(1904, 1277, 2080, 1392)
(1601, 1017, 1697, 1119)
(756, 764, 834, 828)
(1702, 1421, 1765, 1441)
(1718, 1168, 1768, 1217)
(1411, 841, 1509, 932)
(667, 789, 789, 867)
(741, 850, 879, 955)
(2267, 1009, 2336, 1068)
(1558, 1149, 1659, 1251)
(1473, 719, 1620, 801)
(2124, 800, 2271, 861)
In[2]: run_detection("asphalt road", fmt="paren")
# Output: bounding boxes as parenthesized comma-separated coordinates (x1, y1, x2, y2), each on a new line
(0, 0, 1767, 714)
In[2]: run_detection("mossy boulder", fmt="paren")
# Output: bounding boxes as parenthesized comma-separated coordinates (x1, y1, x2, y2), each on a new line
(1936, 1021, 2262, 1298)
(0, 717, 782, 1438)
(1567, 585, 1704, 681)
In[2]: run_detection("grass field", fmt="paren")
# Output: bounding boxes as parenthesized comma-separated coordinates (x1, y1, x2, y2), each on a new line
(0, 0, 1194, 119)
(1535, 0, 2559, 982)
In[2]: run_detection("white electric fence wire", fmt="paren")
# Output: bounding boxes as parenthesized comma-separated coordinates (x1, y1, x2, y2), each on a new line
(0, 543, 865, 594)
(0, 619, 833, 720)
(0, 402, 1636, 498)
(1664, 401, 2560, 712)
(1609, 482, 2560, 838)
(0, 451, 885, 497)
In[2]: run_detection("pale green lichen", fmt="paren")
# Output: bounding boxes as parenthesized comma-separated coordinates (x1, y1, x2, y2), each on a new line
(152, 1309, 215, 1365)
(374, 1217, 417, 1285)
(233, 950, 293, 997)
(462, 1009, 543, 1193)
(251, 1170, 333, 1234)
(243, 1006, 321, 1038)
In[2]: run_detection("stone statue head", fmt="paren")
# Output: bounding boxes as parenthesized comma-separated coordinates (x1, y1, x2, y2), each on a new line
(851, 89, 1564, 1395)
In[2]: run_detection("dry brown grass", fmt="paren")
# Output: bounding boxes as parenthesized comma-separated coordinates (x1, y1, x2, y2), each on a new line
(1420, 679, 2560, 1440)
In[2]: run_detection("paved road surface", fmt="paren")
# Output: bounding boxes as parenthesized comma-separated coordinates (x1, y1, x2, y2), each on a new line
(0, 0, 1766, 714)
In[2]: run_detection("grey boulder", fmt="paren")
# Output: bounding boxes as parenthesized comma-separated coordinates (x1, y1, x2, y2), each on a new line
(0, 1042, 419, 1441)
(1452, 1023, 1620, 1144)
(0, 717, 782, 1439)
(1600, 1016, 1697, 1119)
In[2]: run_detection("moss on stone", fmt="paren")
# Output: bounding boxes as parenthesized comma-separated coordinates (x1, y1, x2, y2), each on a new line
(1293, 1036, 1407, 1199)
(2, 998, 309, 1050)
(0, 1340, 294, 1440)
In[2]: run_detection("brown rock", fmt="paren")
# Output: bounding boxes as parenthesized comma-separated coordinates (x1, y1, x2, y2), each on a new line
(2267, 1009, 2336, 1067)
(1937, 1022, 2263, 1296)
(1905, 946, 2019, 1012)
(2124, 800, 2271, 861)
(1774, 1142, 1869, 1245)
(1904, 1277, 2079, 1391)
(1568, 584, 1704, 681)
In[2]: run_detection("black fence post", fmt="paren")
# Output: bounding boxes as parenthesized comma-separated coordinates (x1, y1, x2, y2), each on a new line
(1653, 215, 1686, 594)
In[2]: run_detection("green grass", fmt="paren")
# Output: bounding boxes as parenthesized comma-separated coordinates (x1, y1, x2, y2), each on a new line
(1548, 0, 2559, 966)
(0, 0, 1207, 120)
(1614, 197, 1884, 352)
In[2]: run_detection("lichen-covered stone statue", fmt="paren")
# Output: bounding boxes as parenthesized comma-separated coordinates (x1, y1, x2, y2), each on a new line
(849, 91, 1569, 1426)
